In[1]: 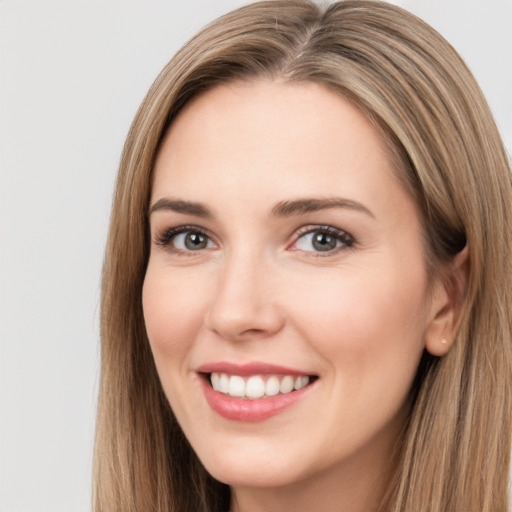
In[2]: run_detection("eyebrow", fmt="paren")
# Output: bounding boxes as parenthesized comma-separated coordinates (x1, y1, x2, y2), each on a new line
(271, 197, 375, 218)
(148, 196, 374, 219)
(148, 198, 213, 218)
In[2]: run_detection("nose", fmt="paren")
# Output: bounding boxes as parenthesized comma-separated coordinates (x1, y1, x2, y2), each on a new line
(204, 252, 285, 342)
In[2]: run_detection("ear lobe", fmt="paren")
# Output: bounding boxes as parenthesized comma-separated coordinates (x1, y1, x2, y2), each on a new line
(425, 246, 469, 357)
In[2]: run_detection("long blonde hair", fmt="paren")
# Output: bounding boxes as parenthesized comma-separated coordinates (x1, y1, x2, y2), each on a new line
(94, 1, 512, 511)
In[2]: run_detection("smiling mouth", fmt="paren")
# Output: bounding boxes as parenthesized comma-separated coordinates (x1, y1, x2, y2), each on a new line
(206, 372, 317, 400)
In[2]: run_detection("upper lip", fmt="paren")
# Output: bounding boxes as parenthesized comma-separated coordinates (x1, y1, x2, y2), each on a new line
(196, 361, 316, 377)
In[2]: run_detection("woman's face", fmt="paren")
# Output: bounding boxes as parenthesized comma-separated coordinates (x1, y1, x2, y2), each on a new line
(143, 80, 443, 500)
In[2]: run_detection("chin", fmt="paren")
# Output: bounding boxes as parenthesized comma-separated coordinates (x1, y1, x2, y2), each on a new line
(198, 447, 308, 489)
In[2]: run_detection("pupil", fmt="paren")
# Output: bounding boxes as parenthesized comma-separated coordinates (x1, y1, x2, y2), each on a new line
(185, 232, 207, 250)
(312, 233, 337, 251)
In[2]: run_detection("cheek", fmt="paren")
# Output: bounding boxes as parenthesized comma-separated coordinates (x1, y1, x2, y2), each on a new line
(142, 266, 207, 361)
(287, 262, 428, 382)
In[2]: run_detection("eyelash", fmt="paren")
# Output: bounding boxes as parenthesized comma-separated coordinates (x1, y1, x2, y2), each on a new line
(291, 225, 355, 256)
(153, 224, 355, 256)
(154, 225, 216, 253)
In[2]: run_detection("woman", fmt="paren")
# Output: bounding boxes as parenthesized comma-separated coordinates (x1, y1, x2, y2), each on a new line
(93, 1, 512, 511)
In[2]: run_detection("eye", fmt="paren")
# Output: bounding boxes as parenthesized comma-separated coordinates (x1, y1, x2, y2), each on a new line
(173, 231, 214, 251)
(292, 226, 354, 254)
(155, 226, 216, 252)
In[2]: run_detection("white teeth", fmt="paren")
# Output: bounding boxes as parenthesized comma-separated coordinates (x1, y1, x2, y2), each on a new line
(229, 375, 245, 397)
(280, 375, 294, 394)
(265, 376, 280, 396)
(246, 376, 265, 399)
(211, 372, 220, 390)
(210, 372, 311, 399)
(219, 373, 229, 394)
(295, 376, 309, 390)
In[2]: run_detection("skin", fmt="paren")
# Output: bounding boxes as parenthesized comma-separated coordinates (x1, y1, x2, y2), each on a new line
(142, 80, 457, 512)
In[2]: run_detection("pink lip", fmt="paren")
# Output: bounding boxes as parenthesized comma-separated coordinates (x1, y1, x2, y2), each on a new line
(196, 361, 316, 422)
(196, 361, 313, 376)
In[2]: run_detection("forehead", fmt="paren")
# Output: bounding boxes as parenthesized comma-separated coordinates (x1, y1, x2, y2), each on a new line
(152, 79, 413, 219)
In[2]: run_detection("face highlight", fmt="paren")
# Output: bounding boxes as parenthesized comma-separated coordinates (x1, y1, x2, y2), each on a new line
(142, 80, 446, 510)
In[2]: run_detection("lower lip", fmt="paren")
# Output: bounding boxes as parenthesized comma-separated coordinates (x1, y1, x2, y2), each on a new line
(200, 377, 314, 422)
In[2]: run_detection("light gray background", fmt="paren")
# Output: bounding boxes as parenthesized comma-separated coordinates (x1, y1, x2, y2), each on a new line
(1, 1, 511, 511)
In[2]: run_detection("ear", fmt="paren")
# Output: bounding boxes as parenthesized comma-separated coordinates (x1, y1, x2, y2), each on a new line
(425, 247, 469, 356)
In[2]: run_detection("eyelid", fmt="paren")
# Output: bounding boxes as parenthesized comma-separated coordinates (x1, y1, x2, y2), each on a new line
(152, 223, 354, 256)
(288, 224, 355, 255)
(153, 224, 217, 251)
